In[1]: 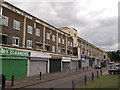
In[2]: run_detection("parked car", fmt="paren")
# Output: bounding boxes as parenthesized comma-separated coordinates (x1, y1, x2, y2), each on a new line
(109, 61, 115, 64)
(94, 64, 102, 69)
(108, 63, 120, 75)
(101, 60, 107, 67)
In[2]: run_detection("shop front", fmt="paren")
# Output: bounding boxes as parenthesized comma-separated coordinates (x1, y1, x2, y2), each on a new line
(0, 48, 30, 79)
(89, 57, 95, 67)
(78, 60, 82, 69)
(70, 56, 78, 70)
(62, 56, 71, 71)
(86, 56, 90, 67)
(81, 55, 86, 68)
(49, 55, 62, 73)
(29, 52, 51, 76)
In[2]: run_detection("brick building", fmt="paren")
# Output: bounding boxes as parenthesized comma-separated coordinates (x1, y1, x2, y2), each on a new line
(0, 2, 107, 79)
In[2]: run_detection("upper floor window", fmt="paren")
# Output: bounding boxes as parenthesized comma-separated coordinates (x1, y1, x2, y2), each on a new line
(0, 35, 7, 44)
(74, 33, 76, 38)
(12, 37, 19, 46)
(52, 45, 55, 52)
(0, 15, 8, 26)
(13, 20, 20, 30)
(36, 28, 40, 36)
(71, 42, 73, 47)
(58, 47, 61, 53)
(46, 33, 50, 40)
(62, 39, 64, 44)
(27, 40, 32, 48)
(27, 25, 33, 34)
(58, 37, 61, 43)
(68, 41, 70, 46)
(52, 35, 55, 41)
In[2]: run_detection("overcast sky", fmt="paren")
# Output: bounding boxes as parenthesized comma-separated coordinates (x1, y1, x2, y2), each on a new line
(5, 0, 119, 51)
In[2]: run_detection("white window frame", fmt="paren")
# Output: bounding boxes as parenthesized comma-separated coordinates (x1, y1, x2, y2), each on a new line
(1, 15, 9, 26)
(12, 37, 19, 46)
(58, 37, 61, 43)
(36, 28, 40, 36)
(62, 39, 64, 44)
(71, 42, 73, 47)
(52, 35, 55, 41)
(52, 45, 55, 52)
(13, 20, 20, 30)
(58, 47, 61, 53)
(68, 41, 70, 46)
(27, 40, 32, 48)
(27, 25, 33, 34)
(47, 33, 50, 40)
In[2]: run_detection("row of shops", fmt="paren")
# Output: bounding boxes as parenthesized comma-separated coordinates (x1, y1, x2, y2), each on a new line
(0, 48, 96, 79)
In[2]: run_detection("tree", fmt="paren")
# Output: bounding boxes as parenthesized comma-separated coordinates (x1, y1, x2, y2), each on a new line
(108, 50, 120, 62)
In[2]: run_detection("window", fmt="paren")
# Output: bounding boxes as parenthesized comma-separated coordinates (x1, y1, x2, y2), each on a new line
(27, 40, 32, 48)
(36, 28, 40, 36)
(62, 39, 64, 44)
(12, 37, 19, 46)
(27, 25, 33, 34)
(68, 41, 70, 46)
(45, 45, 50, 51)
(47, 33, 50, 40)
(52, 35, 55, 41)
(52, 45, 55, 52)
(74, 33, 76, 38)
(71, 42, 73, 47)
(0, 35, 7, 44)
(58, 37, 61, 43)
(13, 20, 20, 30)
(1, 15, 8, 26)
(78, 42, 81, 47)
(58, 47, 61, 53)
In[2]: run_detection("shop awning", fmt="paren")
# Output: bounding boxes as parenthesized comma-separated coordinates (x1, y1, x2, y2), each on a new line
(62, 60, 71, 62)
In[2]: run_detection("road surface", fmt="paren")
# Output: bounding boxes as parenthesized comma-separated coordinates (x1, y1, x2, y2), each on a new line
(21, 67, 109, 89)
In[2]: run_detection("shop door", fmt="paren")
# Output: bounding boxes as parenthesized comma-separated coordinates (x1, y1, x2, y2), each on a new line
(50, 59, 61, 73)
(2, 59, 27, 79)
(62, 62, 70, 71)
(29, 61, 47, 76)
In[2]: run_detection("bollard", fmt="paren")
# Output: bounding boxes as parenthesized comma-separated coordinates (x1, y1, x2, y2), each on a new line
(76, 68, 77, 72)
(97, 71, 98, 78)
(11, 75, 14, 86)
(87, 66, 88, 69)
(92, 73, 94, 81)
(72, 80, 75, 90)
(100, 69, 102, 76)
(83, 67, 84, 70)
(85, 75, 87, 85)
(50, 87, 53, 90)
(2, 74, 6, 89)
(39, 72, 42, 80)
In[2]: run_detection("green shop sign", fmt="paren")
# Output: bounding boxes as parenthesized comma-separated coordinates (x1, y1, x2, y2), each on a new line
(0, 48, 30, 56)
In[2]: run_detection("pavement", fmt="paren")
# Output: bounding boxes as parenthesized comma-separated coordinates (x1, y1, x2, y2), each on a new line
(5, 67, 94, 89)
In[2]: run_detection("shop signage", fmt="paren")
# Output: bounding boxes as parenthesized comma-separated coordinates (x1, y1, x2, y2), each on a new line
(0, 48, 29, 56)
(81, 56, 86, 58)
(31, 52, 51, 58)
(52, 56, 60, 58)
(51, 55, 62, 59)
(81, 55, 86, 61)
(89, 57, 95, 61)
(62, 57, 71, 60)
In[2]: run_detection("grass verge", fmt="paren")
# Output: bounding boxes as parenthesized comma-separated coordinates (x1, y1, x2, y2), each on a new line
(79, 74, 119, 88)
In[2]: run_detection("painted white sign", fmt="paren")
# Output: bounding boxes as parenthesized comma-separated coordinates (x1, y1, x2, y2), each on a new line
(31, 52, 51, 58)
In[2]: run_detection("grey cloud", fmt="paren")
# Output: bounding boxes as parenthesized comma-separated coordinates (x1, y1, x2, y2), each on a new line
(78, 16, 118, 49)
